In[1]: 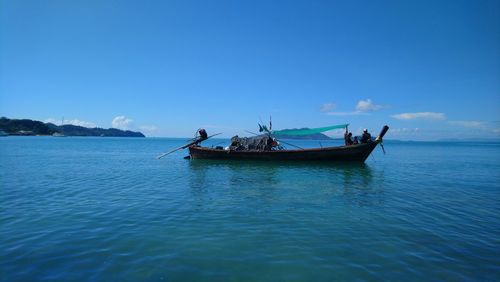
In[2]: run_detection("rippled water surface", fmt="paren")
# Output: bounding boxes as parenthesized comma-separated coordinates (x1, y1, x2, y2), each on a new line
(1, 137, 499, 281)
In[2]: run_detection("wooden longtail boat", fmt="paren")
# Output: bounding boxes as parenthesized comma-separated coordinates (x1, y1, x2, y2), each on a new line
(188, 126, 389, 163)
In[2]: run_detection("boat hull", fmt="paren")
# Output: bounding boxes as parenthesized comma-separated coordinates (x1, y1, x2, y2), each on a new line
(189, 141, 379, 162)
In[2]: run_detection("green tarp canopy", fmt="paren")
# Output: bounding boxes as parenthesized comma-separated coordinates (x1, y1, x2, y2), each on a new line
(271, 124, 349, 136)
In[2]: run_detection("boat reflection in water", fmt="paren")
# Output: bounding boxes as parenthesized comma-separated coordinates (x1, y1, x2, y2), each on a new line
(187, 160, 384, 208)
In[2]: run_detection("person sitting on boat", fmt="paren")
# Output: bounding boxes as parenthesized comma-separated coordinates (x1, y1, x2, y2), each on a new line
(353, 136, 359, 145)
(344, 131, 354, 146)
(271, 138, 279, 149)
(196, 129, 208, 143)
(230, 135, 243, 150)
(360, 129, 372, 143)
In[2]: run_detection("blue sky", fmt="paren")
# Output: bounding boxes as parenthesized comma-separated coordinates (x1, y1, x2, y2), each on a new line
(1, 0, 499, 140)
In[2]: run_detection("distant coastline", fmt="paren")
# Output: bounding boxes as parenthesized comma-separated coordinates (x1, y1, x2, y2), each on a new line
(0, 117, 145, 137)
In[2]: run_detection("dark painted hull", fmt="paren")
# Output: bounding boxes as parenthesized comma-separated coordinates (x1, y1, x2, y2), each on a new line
(189, 141, 379, 162)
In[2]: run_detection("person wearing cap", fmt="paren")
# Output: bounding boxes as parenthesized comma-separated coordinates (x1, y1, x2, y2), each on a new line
(360, 128, 372, 143)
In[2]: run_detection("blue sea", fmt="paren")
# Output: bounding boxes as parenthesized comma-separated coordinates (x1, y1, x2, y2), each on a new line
(1, 137, 499, 281)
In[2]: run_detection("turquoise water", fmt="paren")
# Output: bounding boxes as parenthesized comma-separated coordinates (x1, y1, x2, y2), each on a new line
(1, 137, 499, 281)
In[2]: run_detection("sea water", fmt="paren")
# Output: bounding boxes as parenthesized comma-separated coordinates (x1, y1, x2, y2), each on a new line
(1, 137, 499, 281)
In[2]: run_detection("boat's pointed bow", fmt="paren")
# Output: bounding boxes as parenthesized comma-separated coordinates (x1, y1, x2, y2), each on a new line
(375, 125, 389, 142)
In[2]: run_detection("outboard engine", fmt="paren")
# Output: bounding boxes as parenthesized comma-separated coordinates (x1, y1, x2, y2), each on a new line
(198, 128, 208, 140)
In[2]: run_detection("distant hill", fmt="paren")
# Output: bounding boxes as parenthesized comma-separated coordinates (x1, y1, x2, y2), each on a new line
(0, 117, 56, 135)
(46, 123, 145, 137)
(437, 138, 500, 143)
(0, 117, 145, 137)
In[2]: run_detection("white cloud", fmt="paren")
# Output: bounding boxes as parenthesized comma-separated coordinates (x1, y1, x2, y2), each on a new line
(448, 121, 484, 128)
(355, 99, 382, 112)
(323, 99, 383, 116)
(139, 125, 157, 131)
(326, 111, 367, 116)
(139, 125, 158, 136)
(320, 103, 336, 113)
(392, 112, 446, 121)
(112, 116, 133, 130)
(45, 118, 96, 128)
(44, 118, 62, 125)
(386, 127, 424, 140)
